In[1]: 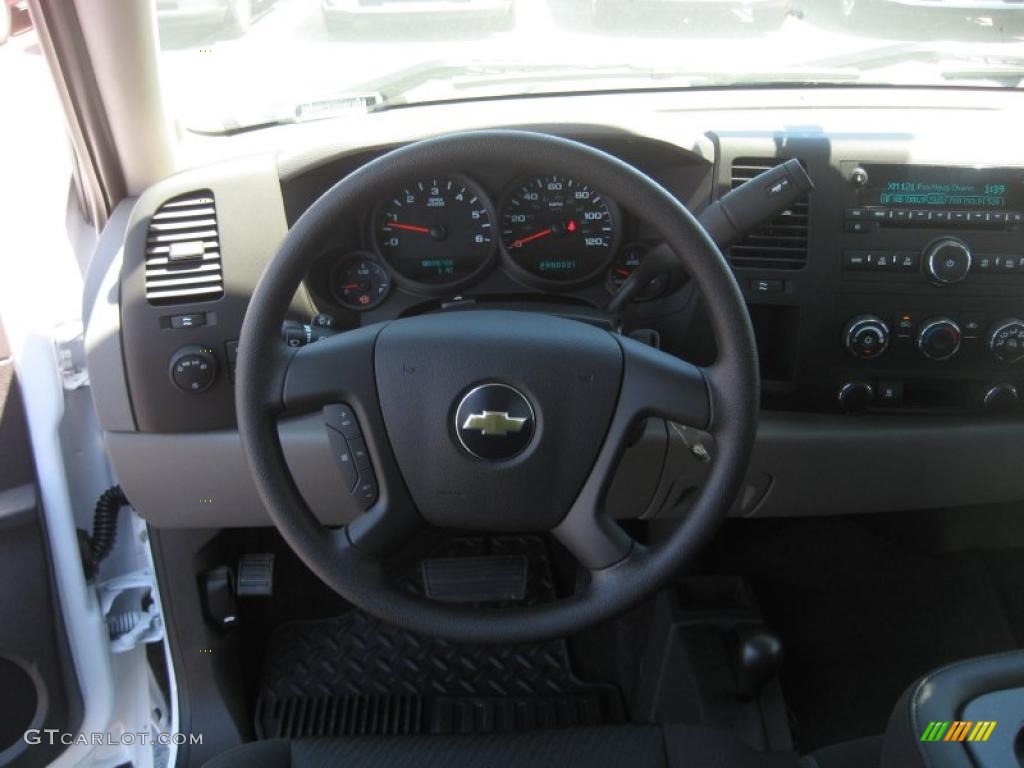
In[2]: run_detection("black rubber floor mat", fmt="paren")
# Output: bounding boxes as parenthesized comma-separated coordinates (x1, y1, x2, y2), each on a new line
(255, 536, 624, 739)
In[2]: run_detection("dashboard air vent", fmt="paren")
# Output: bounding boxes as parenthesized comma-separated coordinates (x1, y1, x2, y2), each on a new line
(728, 159, 809, 270)
(144, 190, 223, 305)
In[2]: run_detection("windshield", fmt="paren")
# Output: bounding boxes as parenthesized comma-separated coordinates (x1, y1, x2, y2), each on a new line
(155, 0, 1024, 134)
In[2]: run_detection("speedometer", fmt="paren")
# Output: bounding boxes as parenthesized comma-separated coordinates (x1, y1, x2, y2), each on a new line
(500, 175, 619, 287)
(374, 175, 495, 290)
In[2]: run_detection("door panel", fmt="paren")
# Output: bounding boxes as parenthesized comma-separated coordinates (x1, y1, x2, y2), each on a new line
(0, 323, 83, 767)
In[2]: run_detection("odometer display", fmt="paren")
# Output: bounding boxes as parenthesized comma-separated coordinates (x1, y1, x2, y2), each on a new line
(374, 176, 495, 289)
(500, 175, 617, 286)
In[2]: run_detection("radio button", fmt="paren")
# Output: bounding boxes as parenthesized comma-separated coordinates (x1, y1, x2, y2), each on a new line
(846, 220, 872, 234)
(929, 211, 950, 223)
(894, 252, 919, 271)
(846, 208, 867, 219)
(995, 256, 1018, 273)
(869, 209, 889, 221)
(973, 255, 995, 272)
(924, 238, 972, 284)
(950, 211, 969, 224)
(911, 210, 929, 222)
(990, 212, 1007, 224)
(1009, 212, 1023, 224)
(843, 251, 872, 270)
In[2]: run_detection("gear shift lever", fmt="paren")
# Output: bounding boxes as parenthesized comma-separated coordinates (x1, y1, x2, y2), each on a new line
(735, 626, 784, 700)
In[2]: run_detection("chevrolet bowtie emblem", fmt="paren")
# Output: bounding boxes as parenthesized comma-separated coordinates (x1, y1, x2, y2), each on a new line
(462, 411, 528, 437)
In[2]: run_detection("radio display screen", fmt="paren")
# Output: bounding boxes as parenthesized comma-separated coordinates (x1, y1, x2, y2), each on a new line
(858, 165, 1024, 210)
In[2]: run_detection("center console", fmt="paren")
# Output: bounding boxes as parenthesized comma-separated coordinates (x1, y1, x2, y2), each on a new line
(831, 162, 1024, 414)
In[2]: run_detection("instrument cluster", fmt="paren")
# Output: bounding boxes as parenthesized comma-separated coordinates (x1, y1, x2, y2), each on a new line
(322, 172, 656, 311)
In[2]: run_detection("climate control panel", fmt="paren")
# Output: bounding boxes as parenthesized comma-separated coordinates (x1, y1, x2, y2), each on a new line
(829, 297, 1024, 414)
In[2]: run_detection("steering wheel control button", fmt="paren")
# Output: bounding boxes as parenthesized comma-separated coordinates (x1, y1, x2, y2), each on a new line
(348, 436, 372, 470)
(326, 428, 358, 492)
(354, 470, 378, 510)
(842, 315, 890, 359)
(917, 317, 962, 361)
(322, 404, 378, 506)
(455, 383, 535, 461)
(324, 404, 362, 438)
(924, 238, 972, 284)
(169, 345, 217, 393)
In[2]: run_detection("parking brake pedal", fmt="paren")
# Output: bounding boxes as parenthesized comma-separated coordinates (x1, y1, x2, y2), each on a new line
(237, 554, 275, 597)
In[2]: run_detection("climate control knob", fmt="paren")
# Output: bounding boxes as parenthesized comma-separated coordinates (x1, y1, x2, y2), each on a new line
(838, 381, 873, 412)
(916, 318, 962, 361)
(842, 315, 890, 359)
(982, 383, 1018, 413)
(988, 318, 1024, 363)
(923, 238, 972, 285)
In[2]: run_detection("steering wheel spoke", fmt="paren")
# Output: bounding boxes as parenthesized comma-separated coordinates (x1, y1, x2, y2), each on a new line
(552, 336, 713, 571)
(616, 334, 712, 431)
(280, 324, 382, 413)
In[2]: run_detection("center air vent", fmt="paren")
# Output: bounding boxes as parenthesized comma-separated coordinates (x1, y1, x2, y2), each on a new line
(144, 191, 223, 305)
(728, 159, 809, 270)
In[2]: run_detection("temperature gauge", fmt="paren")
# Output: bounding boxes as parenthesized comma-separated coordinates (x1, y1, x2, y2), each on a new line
(607, 243, 668, 301)
(333, 252, 391, 310)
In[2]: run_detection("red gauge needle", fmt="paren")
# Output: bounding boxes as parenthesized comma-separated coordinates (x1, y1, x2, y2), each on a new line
(386, 221, 431, 234)
(510, 228, 553, 248)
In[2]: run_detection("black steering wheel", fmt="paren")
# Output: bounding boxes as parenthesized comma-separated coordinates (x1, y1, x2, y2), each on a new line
(236, 130, 758, 644)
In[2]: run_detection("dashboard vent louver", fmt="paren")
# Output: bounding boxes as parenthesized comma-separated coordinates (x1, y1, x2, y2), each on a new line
(728, 159, 809, 270)
(144, 190, 223, 305)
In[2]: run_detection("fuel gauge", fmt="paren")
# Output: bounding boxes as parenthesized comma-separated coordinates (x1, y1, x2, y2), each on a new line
(333, 252, 391, 310)
(607, 243, 668, 301)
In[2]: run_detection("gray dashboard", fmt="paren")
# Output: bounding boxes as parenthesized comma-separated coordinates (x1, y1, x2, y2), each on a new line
(84, 87, 1024, 528)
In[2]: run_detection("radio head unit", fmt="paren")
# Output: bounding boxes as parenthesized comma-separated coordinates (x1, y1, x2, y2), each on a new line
(851, 165, 1024, 226)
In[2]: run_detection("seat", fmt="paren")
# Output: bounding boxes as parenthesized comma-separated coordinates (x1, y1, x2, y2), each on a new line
(203, 724, 801, 768)
(207, 649, 1024, 768)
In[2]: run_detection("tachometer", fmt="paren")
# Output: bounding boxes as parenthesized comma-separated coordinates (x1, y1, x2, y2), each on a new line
(500, 175, 618, 287)
(374, 175, 495, 290)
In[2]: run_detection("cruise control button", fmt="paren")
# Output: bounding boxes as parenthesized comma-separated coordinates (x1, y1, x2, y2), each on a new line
(324, 404, 362, 438)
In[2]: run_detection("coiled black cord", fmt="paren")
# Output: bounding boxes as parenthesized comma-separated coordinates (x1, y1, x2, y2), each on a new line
(80, 485, 129, 578)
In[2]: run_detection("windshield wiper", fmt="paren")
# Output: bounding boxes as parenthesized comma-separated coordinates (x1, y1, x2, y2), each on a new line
(804, 42, 1024, 86)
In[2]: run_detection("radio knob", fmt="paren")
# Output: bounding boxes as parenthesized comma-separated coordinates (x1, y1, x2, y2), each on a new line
(923, 238, 972, 285)
(842, 315, 890, 359)
(988, 318, 1024, 363)
(982, 383, 1018, 413)
(838, 381, 873, 412)
(917, 317, 962, 361)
